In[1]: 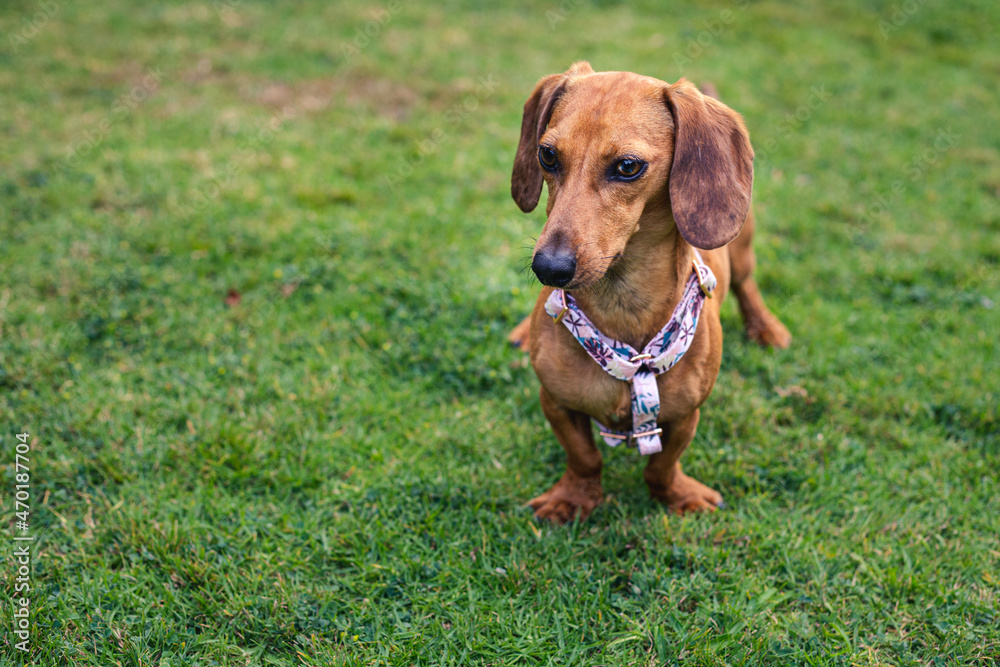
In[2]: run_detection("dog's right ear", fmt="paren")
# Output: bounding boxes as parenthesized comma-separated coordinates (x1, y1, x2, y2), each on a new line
(510, 74, 566, 212)
(511, 62, 594, 212)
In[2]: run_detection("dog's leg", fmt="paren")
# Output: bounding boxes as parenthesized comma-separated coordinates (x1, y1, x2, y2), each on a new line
(528, 386, 603, 523)
(507, 315, 531, 349)
(728, 207, 792, 348)
(643, 409, 723, 513)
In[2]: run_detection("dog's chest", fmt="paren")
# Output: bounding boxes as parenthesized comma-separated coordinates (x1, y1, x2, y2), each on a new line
(536, 334, 703, 429)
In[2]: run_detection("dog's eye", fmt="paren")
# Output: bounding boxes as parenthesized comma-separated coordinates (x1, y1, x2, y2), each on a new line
(538, 146, 558, 171)
(614, 159, 646, 180)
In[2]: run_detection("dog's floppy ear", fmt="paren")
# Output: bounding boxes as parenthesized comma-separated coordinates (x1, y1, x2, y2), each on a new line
(664, 79, 754, 250)
(511, 62, 594, 212)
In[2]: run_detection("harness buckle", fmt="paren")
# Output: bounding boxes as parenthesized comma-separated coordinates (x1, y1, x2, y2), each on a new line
(551, 290, 569, 323)
(600, 430, 636, 448)
(599, 426, 662, 447)
(693, 260, 713, 298)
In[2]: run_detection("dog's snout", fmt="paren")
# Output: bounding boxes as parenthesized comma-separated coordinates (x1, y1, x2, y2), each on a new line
(532, 248, 577, 288)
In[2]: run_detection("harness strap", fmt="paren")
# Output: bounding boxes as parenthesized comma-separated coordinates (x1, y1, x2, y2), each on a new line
(543, 253, 717, 455)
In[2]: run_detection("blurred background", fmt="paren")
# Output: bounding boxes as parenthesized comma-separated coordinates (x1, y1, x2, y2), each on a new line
(1, 0, 997, 664)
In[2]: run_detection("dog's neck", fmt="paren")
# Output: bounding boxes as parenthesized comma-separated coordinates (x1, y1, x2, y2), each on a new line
(572, 221, 696, 351)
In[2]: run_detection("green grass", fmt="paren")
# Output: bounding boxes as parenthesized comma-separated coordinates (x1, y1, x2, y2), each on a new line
(1, 0, 998, 664)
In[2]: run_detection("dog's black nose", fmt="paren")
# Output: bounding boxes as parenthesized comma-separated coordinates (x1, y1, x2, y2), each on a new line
(532, 249, 577, 287)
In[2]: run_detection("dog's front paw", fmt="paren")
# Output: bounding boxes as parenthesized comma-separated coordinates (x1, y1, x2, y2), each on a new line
(528, 473, 603, 523)
(648, 470, 723, 515)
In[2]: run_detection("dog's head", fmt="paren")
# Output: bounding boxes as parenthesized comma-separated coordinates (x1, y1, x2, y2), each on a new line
(512, 62, 754, 289)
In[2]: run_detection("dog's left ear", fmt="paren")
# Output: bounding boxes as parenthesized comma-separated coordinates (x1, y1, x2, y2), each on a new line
(664, 79, 754, 250)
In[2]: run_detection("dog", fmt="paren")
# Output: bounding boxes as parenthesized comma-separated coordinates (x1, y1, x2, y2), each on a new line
(507, 62, 791, 523)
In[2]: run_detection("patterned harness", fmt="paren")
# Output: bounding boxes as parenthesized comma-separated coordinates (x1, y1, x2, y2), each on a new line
(543, 254, 717, 455)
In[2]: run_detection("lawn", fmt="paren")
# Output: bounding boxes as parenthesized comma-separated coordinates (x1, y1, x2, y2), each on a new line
(1, 0, 998, 664)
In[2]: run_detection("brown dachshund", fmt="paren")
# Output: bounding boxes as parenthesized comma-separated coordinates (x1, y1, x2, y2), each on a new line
(508, 62, 790, 523)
